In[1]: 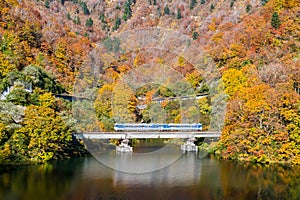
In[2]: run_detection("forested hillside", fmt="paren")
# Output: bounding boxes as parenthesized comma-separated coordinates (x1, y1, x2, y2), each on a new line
(0, 0, 299, 164)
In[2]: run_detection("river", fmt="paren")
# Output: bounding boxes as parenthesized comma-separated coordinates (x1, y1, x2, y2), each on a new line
(0, 141, 299, 200)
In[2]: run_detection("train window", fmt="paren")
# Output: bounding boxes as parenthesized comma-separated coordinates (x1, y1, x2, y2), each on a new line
(114, 123, 202, 131)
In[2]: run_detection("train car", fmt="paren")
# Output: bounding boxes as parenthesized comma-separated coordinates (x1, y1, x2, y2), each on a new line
(114, 123, 202, 132)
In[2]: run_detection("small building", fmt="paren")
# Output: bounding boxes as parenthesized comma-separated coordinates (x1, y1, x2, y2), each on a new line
(0, 81, 32, 100)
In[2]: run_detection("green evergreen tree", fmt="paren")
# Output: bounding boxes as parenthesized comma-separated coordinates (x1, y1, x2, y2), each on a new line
(86, 18, 93, 27)
(153, 0, 156, 5)
(246, 4, 251, 12)
(102, 24, 108, 31)
(176, 9, 182, 19)
(61, 0, 65, 5)
(45, 0, 50, 9)
(80, 2, 90, 15)
(99, 13, 105, 23)
(156, 7, 161, 17)
(84, 33, 89, 38)
(190, 0, 197, 9)
(123, 1, 132, 21)
(113, 17, 121, 31)
(74, 16, 81, 25)
(102, 37, 121, 53)
(67, 12, 71, 20)
(271, 12, 281, 29)
(192, 31, 199, 40)
(200, 0, 205, 4)
(230, 0, 235, 8)
(210, 4, 214, 11)
(261, 0, 269, 5)
(164, 6, 170, 15)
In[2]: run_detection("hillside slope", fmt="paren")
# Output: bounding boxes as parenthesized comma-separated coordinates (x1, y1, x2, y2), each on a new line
(0, 0, 299, 164)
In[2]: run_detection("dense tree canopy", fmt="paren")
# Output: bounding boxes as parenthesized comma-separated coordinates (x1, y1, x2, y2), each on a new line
(0, 0, 299, 165)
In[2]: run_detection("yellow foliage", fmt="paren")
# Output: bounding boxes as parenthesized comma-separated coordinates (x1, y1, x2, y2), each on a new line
(6, 0, 18, 6)
(240, 64, 260, 87)
(99, 84, 113, 93)
(174, 114, 181, 123)
(0, 143, 11, 160)
(197, 97, 211, 115)
(118, 65, 130, 73)
(222, 68, 247, 97)
(242, 84, 272, 113)
(156, 57, 164, 64)
(229, 43, 246, 58)
(283, 0, 299, 8)
(55, 42, 67, 60)
(270, 0, 284, 11)
(0, 53, 16, 76)
(105, 68, 119, 81)
(38, 93, 55, 108)
(95, 84, 113, 119)
(133, 53, 145, 66)
(67, 32, 77, 38)
(268, 0, 299, 10)
(208, 21, 216, 31)
(128, 95, 137, 113)
(145, 89, 156, 103)
(1, 7, 10, 15)
(272, 38, 283, 48)
(211, 32, 224, 43)
(112, 82, 136, 122)
(186, 71, 202, 88)
(178, 56, 185, 67)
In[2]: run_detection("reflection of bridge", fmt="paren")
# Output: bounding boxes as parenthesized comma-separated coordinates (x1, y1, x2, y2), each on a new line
(76, 131, 221, 139)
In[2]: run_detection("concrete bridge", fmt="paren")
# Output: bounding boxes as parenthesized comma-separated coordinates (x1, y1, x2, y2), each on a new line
(76, 131, 221, 139)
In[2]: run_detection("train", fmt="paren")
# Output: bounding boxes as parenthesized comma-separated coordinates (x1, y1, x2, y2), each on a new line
(114, 123, 202, 132)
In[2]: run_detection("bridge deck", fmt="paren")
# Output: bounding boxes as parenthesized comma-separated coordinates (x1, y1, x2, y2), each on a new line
(76, 132, 221, 139)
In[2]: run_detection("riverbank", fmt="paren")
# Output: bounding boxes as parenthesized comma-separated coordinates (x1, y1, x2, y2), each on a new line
(1, 137, 298, 167)
(199, 141, 299, 166)
(0, 138, 89, 166)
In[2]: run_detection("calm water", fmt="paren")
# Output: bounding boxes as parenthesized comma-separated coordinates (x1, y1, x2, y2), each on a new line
(0, 142, 299, 200)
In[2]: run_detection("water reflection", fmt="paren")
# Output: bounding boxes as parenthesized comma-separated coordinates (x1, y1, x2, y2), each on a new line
(85, 139, 185, 173)
(109, 153, 201, 187)
(0, 150, 299, 200)
(0, 160, 84, 200)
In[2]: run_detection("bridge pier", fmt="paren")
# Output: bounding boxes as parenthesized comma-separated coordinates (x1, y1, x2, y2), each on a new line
(181, 137, 198, 152)
(116, 138, 133, 152)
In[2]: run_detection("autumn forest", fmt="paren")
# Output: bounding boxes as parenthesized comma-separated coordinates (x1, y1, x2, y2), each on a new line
(0, 0, 299, 165)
